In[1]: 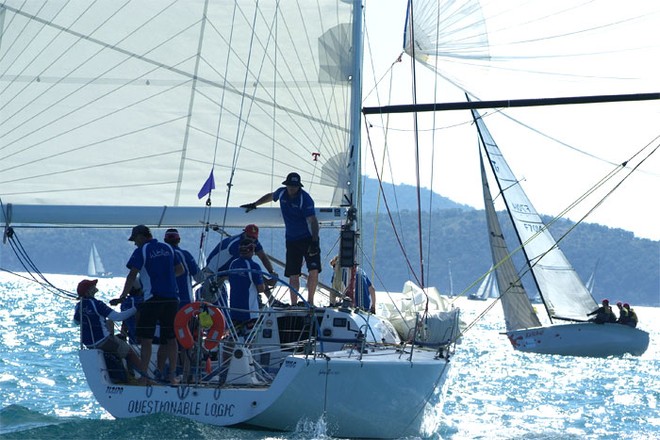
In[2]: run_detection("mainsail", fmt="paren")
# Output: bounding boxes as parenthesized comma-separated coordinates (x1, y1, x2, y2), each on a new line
(473, 109, 597, 322)
(0, 1, 356, 228)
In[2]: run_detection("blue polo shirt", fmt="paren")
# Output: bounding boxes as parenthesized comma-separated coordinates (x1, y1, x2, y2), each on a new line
(172, 245, 200, 307)
(206, 232, 264, 273)
(273, 186, 315, 241)
(73, 298, 114, 347)
(228, 257, 263, 323)
(126, 238, 181, 301)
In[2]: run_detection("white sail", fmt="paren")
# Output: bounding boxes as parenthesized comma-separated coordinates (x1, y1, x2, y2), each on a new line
(0, 2, 463, 436)
(0, 1, 355, 228)
(473, 109, 597, 321)
(479, 153, 541, 330)
(469, 269, 497, 301)
(404, 1, 659, 99)
(87, 243, 107, 277)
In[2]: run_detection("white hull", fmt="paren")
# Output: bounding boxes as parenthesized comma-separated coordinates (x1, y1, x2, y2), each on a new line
(247, 351, 450, 438)
(506, 323, 649, 357)
(80, 306, 458, 438)
(80, 347, 450, 438)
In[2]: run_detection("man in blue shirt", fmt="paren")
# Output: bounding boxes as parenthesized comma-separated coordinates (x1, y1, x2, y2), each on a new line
(111, 224, 184, 384)
(164, 228, 203, 309)
(228, 239, 265, 326)
(203, 224, 276, 309)
(74, 279, 142, 379)
(205, 224, 276, 277)
(241, 172, 321, 306)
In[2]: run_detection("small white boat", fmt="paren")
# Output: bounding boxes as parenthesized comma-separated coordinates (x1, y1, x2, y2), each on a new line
(87, 243, 112, 278)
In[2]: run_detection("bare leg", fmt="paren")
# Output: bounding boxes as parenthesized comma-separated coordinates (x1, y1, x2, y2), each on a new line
(289, 275, 300, 305)
(156, 343, 167, 374)
(127, 349, 142, 372)
(166, 339, 179, 383)
(139, 338, 152, 384)
(307, 269, 318, 306)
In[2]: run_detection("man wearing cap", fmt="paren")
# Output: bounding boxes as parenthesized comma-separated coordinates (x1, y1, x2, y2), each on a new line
(163, 228, 203, 309)
(203, 224, 276, 307)
(205, 224, 276, 277)
(111, 224, 185, 384)
(241, 172, 321, 306)
(228, 239, 266, 326)
(622, 303, 638, 328)
(73, 279, 142, 381)
(587, 298, 614, 324)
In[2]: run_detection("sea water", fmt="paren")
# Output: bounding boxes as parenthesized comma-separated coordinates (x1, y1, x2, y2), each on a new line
(1, 273, 658, 439)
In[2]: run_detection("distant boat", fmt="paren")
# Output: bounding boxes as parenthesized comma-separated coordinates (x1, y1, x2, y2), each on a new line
(468, 268, 498, 301)
(474, 109, 649, 357)
(585, 259, 600, 294)
(87, 243, 112, 278)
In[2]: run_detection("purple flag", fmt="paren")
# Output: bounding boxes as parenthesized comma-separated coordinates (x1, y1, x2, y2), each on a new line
(197, 170, 215, 199)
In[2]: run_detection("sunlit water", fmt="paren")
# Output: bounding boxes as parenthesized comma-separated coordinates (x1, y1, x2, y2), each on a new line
(1, 273, 658, 439)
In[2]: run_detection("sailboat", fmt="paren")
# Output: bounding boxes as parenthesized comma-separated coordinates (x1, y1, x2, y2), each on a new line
(87, 243, 112, 278)
(357, 2, 657, 355)
(468, 268, 498, 301)
(0, 1, 460, 437)
(473, 109, 650, 357)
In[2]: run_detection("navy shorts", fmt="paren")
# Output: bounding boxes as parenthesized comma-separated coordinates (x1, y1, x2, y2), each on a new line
(136, 296, 178, 342)
(284, 237, 322, 277)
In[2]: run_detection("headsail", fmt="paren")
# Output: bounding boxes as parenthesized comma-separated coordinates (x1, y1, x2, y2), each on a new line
(0, 1, 356, 228)
(471, 268, 498, 301)
(479, 152, 541, 330)
(473, 109, 597, 322)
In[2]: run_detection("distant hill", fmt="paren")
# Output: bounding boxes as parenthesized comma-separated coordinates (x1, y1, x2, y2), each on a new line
(1, 179, 658, 306)
(361, 176, 472, 213)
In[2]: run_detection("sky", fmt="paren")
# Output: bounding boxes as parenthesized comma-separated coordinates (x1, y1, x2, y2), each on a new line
(360, 0, 660, 241)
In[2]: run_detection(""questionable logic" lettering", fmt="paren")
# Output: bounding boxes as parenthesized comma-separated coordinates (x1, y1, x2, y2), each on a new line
(127, 400, 236, 418)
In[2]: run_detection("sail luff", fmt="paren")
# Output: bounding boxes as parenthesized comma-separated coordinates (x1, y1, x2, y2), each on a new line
(479, 151, 541, 331)
(471, 108, 598, 321)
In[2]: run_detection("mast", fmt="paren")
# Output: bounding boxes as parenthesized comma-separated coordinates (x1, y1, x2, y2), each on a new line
(339, 0, 364, 271)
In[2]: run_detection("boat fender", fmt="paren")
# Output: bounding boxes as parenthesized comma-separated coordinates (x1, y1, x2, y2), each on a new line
(174, 301, 225, 350)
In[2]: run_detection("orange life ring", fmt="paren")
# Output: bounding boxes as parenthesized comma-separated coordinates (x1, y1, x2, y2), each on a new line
(174, 301, 225, 350)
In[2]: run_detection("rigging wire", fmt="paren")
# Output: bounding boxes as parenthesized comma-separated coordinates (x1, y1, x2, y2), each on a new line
(0, 224, 76, 300)
(363, 119, 422, 288)
(407, 1, 426, 289)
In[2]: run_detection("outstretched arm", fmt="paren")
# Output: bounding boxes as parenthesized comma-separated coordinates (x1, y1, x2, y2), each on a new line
(241, 192, 275, 211)
(110, 268, 139, 305)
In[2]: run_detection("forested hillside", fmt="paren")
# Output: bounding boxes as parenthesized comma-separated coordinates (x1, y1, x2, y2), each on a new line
(1, 207, 657, 306)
